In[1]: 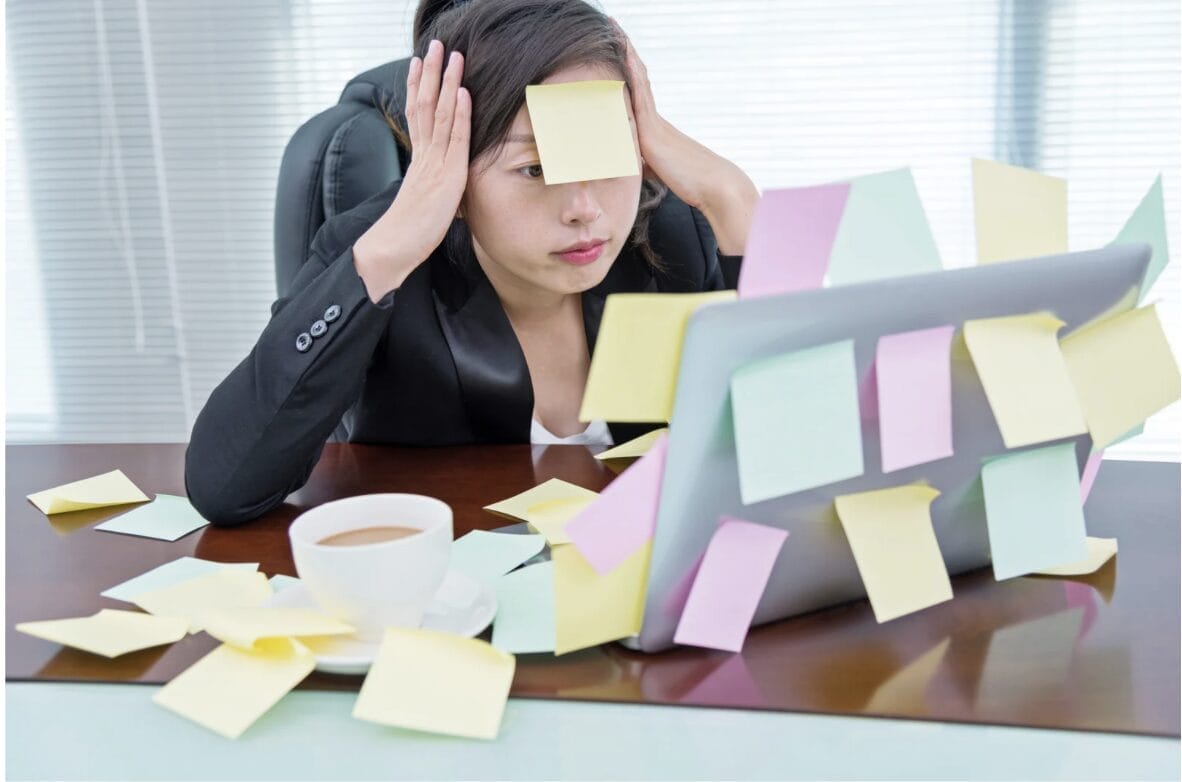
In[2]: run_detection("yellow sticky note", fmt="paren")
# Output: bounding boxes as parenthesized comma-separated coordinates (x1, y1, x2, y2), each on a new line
(16, 609, 187, 658)
(352, 628, 515, 740)
(524, 80, 639, 185)
(134, 568, 273, 633)
(972, 158, 1068, 264)
(580, 291, 737, 423)
(553, 541, 651, 655)
(485, 478, 598, 522)
(27, 469, 150, 515)
(524, 496, 597, 545)
(1061, 304, 1182, 449)
(153, 638, 314, 740)
(1033, 537, 1118, 577)
(834, 484, 953, 623)
(202, 607, 354, 651)
(594, 428, 668, 461)
(964, 313, 1089, 448)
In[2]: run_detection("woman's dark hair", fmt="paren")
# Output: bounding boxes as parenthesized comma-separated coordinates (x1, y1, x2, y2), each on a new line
(384, 0, 667, 270)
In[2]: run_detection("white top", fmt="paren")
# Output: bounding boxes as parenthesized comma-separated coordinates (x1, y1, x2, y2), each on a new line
(530, 417, 614, 446)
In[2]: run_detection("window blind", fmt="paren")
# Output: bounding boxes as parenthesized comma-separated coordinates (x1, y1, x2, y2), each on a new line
(5, 0, 1179, 460)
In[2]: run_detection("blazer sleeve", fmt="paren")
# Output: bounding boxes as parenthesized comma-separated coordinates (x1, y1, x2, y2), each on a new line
(184, 215, 395, 526)
(690, 206, 744, 291)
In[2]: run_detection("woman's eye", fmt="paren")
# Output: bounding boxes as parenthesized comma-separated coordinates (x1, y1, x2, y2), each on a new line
(519, 163, 544, 180)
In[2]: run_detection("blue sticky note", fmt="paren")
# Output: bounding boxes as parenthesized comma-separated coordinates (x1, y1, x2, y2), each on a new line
(731, 339, 865, 505)
(980, 443, 1089, 580)
(1109, 174, 1169, 302)
(451, 530, 546, 587)
(492, 562, 555, 654)
(828, 168, 943, 286)
(100, 557, 259, 603)
(94, 494, 210, 541)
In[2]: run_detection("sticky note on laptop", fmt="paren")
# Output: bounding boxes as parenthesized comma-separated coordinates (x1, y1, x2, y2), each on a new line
(1033, 537, 1117, 577)
(731, 339, 864, 505)
(16, 609, 188, 658)
(553, 542, 651, 655)
(94, 494, 210, 541)
(963, 313, 1088, 448)
(1110, 175, 1169, 300)
(828, 168, 942, 286)
(27, 469, 150, 515)
(972, 158, 1067, 264)
(673, 518, 788, 652)
(566, 431, 668, 574)
(737, 182, 850, 298)
(353, 628, 515, 740)
(834, 484, 953, 622)
(153, 637, 314, 740)
(876, 325, 955, 473)
(980, 442, 1089, 580)
(525, 80, 639, 185)
(580, 291, 736, 423)
(1060, 304, 1181, 449)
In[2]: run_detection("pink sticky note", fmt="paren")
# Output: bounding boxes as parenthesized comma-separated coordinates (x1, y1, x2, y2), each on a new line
(565, 431, 668, 574)
(737, 183, 851, 299)
(1080, 450, 1103, 504)
(673, 518, 789, 653)
(877, 325, 956, 473)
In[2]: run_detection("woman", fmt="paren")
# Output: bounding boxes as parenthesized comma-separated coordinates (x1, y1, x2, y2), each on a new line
(186, 0, 759, 525)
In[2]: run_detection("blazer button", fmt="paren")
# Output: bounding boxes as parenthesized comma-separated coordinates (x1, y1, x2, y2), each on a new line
(295, 332, 313, 353)
(324, 304, 341, 323)
(310, 319, 328, 338)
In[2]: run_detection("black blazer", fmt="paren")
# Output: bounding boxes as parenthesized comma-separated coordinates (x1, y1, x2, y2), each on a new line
(185, 179, 742, 525)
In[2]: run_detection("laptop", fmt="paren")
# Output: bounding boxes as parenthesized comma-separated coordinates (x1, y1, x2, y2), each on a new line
(626, 242, 1151, 652)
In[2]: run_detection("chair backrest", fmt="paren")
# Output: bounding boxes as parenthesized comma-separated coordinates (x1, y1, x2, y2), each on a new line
(273, 58, 411, 297)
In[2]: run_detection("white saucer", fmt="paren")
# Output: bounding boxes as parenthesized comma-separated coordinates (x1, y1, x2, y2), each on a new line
(267, 569, 497, 675)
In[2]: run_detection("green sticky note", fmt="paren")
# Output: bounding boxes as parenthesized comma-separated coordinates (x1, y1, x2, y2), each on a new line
(1110, 175, 1170, 302)
(94, 494, 210, 542)
(828, 168, 943, 286)
(492, 562, 555, 654)
(525, 80, 640, 185)
(731, 339, 865, 505)
(451, 530, 546, 587)
(980, 443, 1089, 580)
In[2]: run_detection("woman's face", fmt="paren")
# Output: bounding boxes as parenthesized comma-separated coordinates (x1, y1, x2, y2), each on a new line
(461, 62, 643, 300)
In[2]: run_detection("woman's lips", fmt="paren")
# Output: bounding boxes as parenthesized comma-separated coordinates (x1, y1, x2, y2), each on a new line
(555, 241, 606, 266)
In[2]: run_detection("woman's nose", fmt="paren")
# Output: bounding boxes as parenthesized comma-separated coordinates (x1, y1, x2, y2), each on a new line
(561, 182, 604, 225)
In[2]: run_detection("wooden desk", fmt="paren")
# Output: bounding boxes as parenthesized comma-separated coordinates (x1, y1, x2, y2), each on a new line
(6, 443, 1178, 736)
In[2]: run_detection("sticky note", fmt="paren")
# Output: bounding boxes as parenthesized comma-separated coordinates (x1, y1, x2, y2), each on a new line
(202, 607, 354, 651)
(27, 469, 150, 515)
(1110, 175, 1169, 300)
(731, 339, 864, 505)
(980, 443, 1089, 580)
(450, 530, 546, 586)
(594, 427, 667, 460)
(834, 484, 953, 622)
(1034, 537, 1118, 577)
(153, 637, 314, 740)
(523, 497, 596, 546)
(268, 574, 301, 594)
(16, 609, 188, 658)
(134, 568, 274, 633)
(580, 291, 736, 422)
(865, 637, 950, 714)
(737, 183, 850, 297)
(553, 542, 651, 655)
(972, 158, 1068, 264)
(673, 518, 788, 652)
(828, 168, 942, 286)
(484, 478, 598, 524)
(876, 325, 956, 472)
(566, 432, 668, 574)
(93, 494, 210, 541)
(1061, 304, 1181, 449)
(524, 80, 638, 185)
(353, 628, 515, 740)
(963, 313, 1088, 448)
(101, 557, 259, 603)
(492, 562, 556, 654)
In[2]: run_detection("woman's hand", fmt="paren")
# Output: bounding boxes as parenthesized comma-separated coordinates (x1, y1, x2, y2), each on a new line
(354, 39, 471, 302)
(612, 20, 759, 255)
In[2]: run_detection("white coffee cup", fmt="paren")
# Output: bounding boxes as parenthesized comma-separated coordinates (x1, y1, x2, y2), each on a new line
(288, 493, 452, 641)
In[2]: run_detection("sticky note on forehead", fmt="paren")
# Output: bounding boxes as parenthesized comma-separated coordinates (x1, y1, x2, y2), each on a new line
(525, 80, 640, 185)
